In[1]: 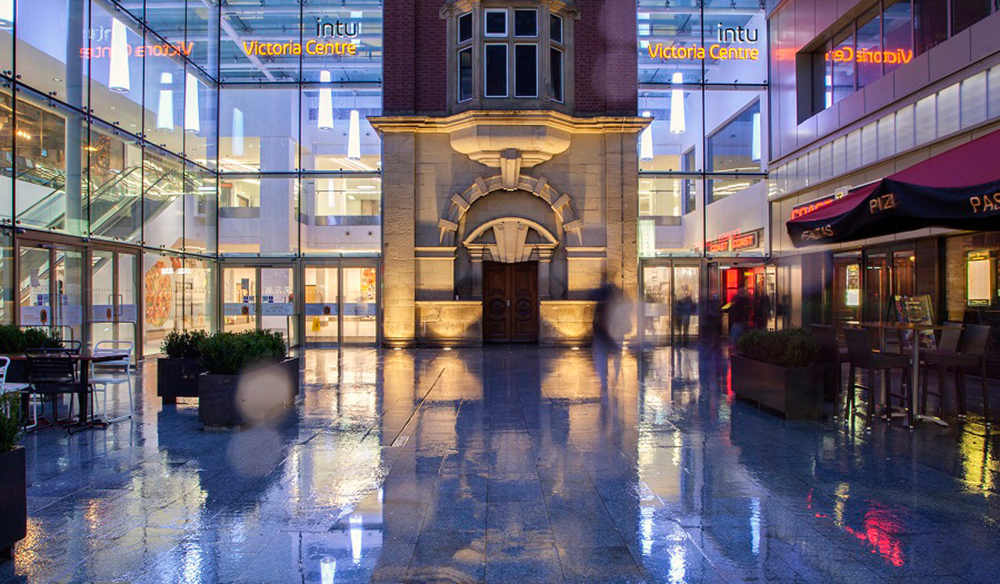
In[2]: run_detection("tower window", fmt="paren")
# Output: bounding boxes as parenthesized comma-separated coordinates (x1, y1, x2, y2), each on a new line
(485, 44, 508, 97)
(459, 13, 473, 43)
(485, 10, 507, 36)
(515, 45, 538, 97)
(514, 9, 537, 37)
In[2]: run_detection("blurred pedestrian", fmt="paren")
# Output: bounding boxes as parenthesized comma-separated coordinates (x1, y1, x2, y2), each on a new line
(726, 284, 751, 344)
(593, 284, 633, 391)
(674, 286, 696, 343)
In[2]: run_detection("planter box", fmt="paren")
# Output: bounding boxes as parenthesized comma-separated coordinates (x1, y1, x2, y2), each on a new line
(730, 355, 824, 420)
(157, 358, 205, 404)
(0, 447, 26, 560)
(198, 358, 300, 428)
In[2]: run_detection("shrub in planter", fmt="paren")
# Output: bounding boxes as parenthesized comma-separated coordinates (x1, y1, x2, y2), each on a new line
(0, 394, 26, 560)
(0, 325, 61, 383)
(157, 330, 209, 404)
(197, 330, 299, 428)
(732, 328, 823, 420)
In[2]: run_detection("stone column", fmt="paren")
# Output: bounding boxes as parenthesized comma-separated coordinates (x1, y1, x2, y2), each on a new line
(538, 248, 553, 299)
(381, 132, 416, 346)
(468, 248, 484, 299)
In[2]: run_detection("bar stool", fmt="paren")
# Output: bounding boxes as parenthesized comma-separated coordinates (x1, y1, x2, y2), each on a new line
(90, 341, 134, 423)
(844, 327, 912, 426)
(918, 322, 963, 417)
(811, 324, 849, 412)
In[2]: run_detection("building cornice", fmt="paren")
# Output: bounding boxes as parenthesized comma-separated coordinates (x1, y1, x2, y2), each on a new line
(369, 110, 650, 135)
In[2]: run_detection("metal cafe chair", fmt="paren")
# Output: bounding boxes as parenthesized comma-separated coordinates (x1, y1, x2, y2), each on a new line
(89, 341, 134, 423)
(0, 356, 37, 430)
(41, 339, 83, 355)
(922, 324, 992, 426)
(25, 352, 91, 429)
(844, 327, 912, 426)
(918, 322, 964, 417)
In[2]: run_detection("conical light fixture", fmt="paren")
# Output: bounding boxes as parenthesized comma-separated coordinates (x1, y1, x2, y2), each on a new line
(639, 111, 654, 161)
(156, 73, 174, 132)
(669, 72, 685, 135)
(108, 18, 131, 93)
(232, 108, 244, 157)
(751, 112, 761, 162)
(185, 72, 200, 134)
(318, 70, 334, 131)
(0, 0, 14, 29)
(347, 101, 361, 160)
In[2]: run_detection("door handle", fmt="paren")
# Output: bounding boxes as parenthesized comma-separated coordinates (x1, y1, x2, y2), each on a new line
(507, 299, 511, 307)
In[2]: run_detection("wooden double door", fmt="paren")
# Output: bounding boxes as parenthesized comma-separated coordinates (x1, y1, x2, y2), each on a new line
(483, 261, 539, 343)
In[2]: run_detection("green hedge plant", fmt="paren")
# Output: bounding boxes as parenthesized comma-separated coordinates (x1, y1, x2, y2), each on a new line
(0, 324, 61, 354)
(0, 393, 21, 453)
(199, 330, 287, 375)
(161, 330, 209, 359)
(737, 328, 820, 368)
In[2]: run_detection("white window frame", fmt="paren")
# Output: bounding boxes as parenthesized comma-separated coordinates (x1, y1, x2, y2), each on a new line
(549, 46, 564, 103)
(458, 11, 474, 44)
(484, 43, 509, 98)
(513, 8, 538, 38)
(514, 43, 538, 98)
(484, 9, 508, 37)
(550, 14, 563, 44)
(458, 47, 473, 102)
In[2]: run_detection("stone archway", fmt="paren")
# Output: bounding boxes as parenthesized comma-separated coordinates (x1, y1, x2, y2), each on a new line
(463, 217, 559, 299)
(437, 173, 583, 246)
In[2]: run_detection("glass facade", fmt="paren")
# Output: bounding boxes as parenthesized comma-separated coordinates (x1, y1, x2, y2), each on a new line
(0, 0, 383, 353)
(637, 0, 768, 254)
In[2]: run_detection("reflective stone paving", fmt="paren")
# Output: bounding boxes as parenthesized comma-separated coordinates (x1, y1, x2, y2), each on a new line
(3, 346, 1000, 583)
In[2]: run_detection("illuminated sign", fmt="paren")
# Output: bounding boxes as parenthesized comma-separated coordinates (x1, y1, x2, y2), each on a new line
(790, 190, 847, 219)
(241, 40, 357, 57)
(647, 23, 761, 62)
(827, 47, 913, 66)
(82, 42, 192, 59)
(707, 228, 761, 253)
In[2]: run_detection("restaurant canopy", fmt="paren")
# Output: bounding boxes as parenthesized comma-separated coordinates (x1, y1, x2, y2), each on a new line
(786, 128, 1000, 247)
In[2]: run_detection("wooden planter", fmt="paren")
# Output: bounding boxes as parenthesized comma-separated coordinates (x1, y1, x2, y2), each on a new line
(198, 358, 300, 428)
(157, 358, 205, 404)
(730, 355, 824, 420)
(0, 447, 26, 560)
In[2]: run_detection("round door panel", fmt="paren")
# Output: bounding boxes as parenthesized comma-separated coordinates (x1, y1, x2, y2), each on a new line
(515, 299, 533, 317)
(489, 299, 506, 316)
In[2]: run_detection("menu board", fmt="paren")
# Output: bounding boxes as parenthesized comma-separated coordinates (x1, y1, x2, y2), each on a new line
(845, 264, 861, 307)
(967, 251, 993, 307)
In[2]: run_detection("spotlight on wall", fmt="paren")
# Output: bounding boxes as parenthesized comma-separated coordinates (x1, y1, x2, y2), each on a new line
(156, 73, 174, 132)
(0, 0, 13, 29)
(318, 70, 334, 131)
(639, 111, 654, 161)
(185, 72, 200, 134)
(669, 71, 685, 135)
(108, 18, 131, 93)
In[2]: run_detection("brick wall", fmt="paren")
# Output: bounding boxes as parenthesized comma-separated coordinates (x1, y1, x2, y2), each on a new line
(383, 0, 637, 116)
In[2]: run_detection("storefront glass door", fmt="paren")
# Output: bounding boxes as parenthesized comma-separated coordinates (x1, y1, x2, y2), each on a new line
(17, 240, 85, 344)
(223, 264, 298, 346)
(641, 262, 701, 345)
(304, 265, 339, 344)
(304, 261, 379, 346)
(91, 247, 139, 359)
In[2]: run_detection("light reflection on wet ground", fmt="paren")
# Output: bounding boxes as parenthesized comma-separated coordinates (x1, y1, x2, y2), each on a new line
(3, 346, 1000, 583)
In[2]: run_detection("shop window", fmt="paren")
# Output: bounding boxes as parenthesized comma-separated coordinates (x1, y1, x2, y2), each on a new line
(514, 10, 537, 37)
(485, 44, 508, 97)
(951, 0, 990, 36)
(706, 100, 762, 203)
(515, 45, 538, 98)
(915, 0, 948, 53)
(856, 8, 882, 90)
(883, 0, 913, 75)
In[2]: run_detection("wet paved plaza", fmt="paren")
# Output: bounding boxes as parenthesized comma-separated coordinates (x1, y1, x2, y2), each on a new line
(3, 346, 1000, 583)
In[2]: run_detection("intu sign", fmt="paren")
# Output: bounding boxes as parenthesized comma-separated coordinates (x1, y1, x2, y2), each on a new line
(647, 23, 761, 62)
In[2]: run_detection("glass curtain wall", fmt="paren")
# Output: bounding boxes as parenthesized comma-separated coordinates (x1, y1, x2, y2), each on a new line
(0, 1, 220, 355)
(0, 1, 383, 351)
(637, 0, 768, 255)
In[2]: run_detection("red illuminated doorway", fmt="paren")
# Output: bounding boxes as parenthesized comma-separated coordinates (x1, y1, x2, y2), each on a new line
(720, 265, 771, 332)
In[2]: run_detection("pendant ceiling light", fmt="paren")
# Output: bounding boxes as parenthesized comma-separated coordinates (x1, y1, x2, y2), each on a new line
(232, 108, 244, 157)
(669, 71, 685, 135)
(0, 0, 14, 29)
(318, 70, 334, 131)
(639, 111, 654, 161)
(347, 96, 361, 160)
(108, 18, 131, 93)
(185, 72, 200, 134)
(751, 112, 761, 162)
(156, 73, 174, 132)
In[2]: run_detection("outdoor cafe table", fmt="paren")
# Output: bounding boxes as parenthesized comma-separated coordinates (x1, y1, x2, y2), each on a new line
(857, 322, 948, 428)
(9, 351, 128, 431)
